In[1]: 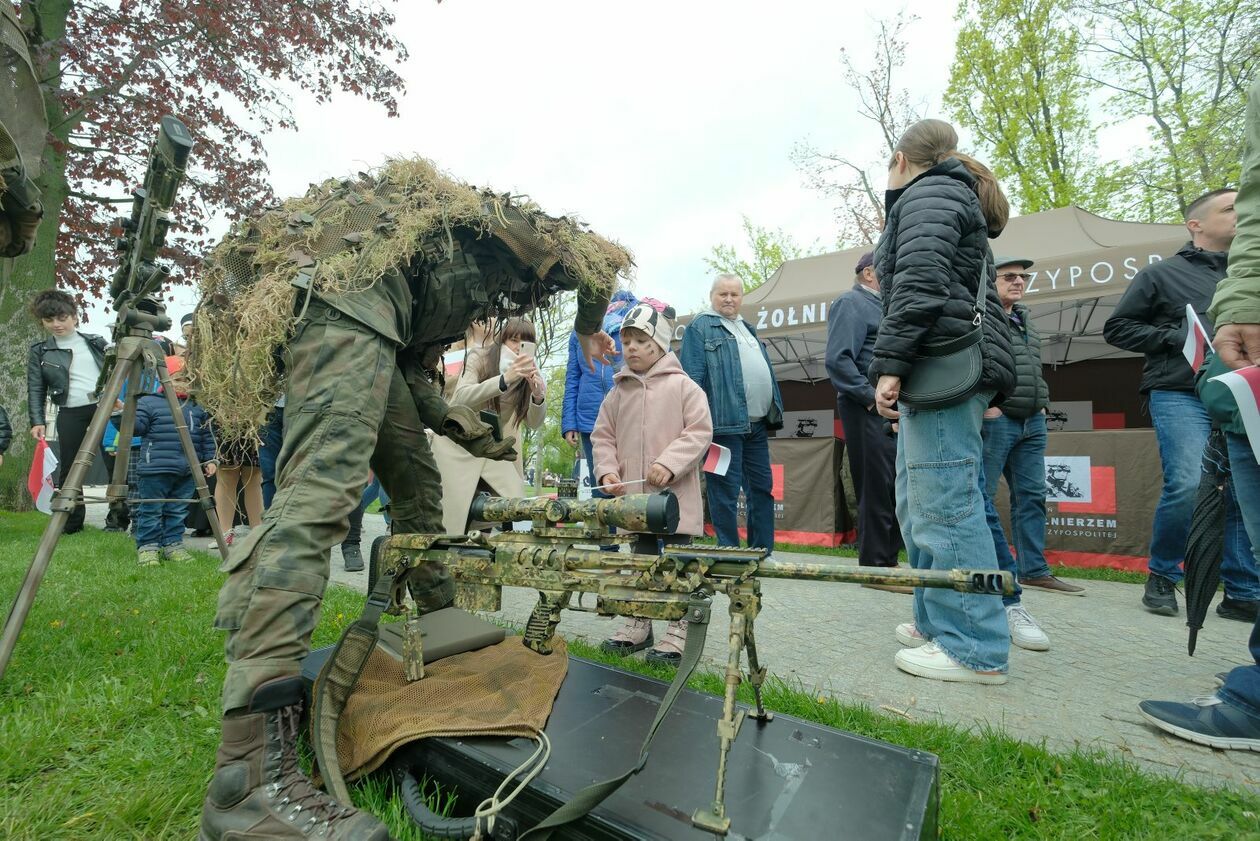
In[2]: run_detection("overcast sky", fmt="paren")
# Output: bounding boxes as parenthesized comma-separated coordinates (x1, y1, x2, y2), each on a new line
(82, 1, 970, 329)
(85, 1, 1133, 333)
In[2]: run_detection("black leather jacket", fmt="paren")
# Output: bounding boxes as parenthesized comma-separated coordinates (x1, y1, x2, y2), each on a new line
(26, 332, 109, 426)
(0, 404, 11, 454)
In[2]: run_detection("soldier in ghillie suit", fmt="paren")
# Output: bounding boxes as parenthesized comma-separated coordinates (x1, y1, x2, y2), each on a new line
(190, 158, 626, 840)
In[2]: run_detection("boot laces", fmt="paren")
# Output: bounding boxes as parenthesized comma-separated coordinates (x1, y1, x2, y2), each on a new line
(269, 703, 358, 833)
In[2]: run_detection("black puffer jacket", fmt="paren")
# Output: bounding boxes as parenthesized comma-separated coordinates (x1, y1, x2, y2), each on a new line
(0, 405, 11, 455)
(1102, 242, 1227, 394)
(1001, 304, 1049, 418)
(868, 159, 1016, 400)
(26, 333, 109, 426)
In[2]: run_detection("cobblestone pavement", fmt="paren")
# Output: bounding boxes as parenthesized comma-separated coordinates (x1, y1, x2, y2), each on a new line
(101, 498, 1258, 792)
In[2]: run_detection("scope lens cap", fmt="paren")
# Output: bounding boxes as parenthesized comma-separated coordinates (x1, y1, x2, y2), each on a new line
(645, 491, 680, 535)
(468, 492, 491, 522)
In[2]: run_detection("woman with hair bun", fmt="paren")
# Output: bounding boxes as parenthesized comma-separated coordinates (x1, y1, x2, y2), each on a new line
(869, 118, 1018, 684)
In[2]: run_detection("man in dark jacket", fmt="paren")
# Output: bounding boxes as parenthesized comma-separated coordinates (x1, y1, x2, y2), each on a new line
(826, 252, 904, 574)
(679, 274, 784, 555)
(981, 257, 1085, 653)
(1104, 188, 1259, 620)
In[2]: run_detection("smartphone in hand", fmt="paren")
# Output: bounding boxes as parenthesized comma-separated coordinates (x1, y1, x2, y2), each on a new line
(519, 340, 537, 360)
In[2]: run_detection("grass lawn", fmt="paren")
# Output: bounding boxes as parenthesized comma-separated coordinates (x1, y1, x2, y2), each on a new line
(1, 511, 1257, 839)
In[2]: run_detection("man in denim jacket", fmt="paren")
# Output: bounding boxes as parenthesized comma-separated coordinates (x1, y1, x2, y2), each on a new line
(679, 274, 784, 554)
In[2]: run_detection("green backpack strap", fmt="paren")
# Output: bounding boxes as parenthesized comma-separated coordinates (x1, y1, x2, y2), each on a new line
(518, 596, 713, 840)
(310, 570, 395, 804)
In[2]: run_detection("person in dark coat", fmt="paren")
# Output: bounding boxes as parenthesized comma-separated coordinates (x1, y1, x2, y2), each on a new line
(826, 251, 905, 577)
(0, 404, 12, 465)
(869, 118, 1016, 685)
(1103, 188, 1259, 621)
(26, 289, 120, 532)
(131, 356, 217, 566)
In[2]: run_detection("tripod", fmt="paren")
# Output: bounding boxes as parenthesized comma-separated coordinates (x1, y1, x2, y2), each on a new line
(0, 300, 229, 680)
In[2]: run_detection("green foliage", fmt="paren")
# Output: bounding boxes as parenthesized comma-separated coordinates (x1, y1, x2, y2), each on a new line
(0, 513, 1256, 839)
(946, 0, 1099, 213)
(522, 363, 575, 483)
(1085, 0, 1260, 220)
(704, 215, 821, 292)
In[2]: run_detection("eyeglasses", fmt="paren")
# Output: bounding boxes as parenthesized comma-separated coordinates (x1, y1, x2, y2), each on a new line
(996, 272, 1031, 283)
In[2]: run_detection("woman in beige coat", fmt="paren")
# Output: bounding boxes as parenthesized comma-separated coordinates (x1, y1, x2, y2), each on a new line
(433, 318, 546, 534)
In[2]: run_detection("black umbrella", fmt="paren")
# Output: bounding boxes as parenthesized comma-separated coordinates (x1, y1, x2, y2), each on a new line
(1185, 429, 1231, 656)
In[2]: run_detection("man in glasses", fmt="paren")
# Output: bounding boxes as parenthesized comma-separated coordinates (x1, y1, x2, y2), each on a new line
(981, 258, 1085, 652)
(1105, 189, 1260, 622)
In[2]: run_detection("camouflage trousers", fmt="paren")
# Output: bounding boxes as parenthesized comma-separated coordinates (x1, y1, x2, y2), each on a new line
(215, 302, 450, 713)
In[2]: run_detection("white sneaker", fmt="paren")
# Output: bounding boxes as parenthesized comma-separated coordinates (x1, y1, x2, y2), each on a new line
(894, 642, 1008, 685)
(1006, 604, 1050, 651)
(895, 622, 929, 648)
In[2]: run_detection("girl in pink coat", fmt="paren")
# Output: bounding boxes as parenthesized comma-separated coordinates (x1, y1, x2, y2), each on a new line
(592, 303, 713, 665)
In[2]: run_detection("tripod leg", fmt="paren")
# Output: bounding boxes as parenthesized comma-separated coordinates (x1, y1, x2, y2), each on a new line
(153, 362, 229, 556)
(0, 349, 133, 681)
(107, 365, 142, 523)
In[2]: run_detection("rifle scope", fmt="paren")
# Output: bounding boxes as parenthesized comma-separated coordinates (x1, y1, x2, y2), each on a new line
(470, 491, 680, 535)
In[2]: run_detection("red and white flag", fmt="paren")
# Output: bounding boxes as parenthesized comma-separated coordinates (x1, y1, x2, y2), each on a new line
(1209, 365, 1260, 463)
(26, 438, 58, 514)
(1182, 304, 1214, 373)
(703, 443, 731, 476)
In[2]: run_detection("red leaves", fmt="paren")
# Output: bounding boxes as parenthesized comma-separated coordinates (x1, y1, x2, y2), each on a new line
(37, 0, 407, 295)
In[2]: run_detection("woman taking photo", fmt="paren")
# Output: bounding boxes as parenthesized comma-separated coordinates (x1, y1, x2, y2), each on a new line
(870, 118, 1017, 684)
(434, 317, 546, 534)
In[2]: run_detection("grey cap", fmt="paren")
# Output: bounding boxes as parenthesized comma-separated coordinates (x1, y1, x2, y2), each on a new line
(994, 256, 1034, 270)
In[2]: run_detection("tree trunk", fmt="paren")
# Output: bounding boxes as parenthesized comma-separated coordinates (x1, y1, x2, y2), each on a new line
(1, 0, 72, 510)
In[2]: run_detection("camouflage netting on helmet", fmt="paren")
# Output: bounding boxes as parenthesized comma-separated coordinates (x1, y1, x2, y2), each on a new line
(189, 157, 632, 440)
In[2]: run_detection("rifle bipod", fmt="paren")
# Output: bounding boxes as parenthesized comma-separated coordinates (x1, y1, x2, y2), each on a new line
(0, 331, 229, 680)
(691, 579, 773, 835)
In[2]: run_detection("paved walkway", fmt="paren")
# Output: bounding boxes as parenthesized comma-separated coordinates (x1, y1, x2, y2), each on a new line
(97, 498, 1259, 792)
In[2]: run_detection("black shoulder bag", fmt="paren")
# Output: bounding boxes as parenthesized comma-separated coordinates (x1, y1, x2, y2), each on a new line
(898, 268, 988, 409)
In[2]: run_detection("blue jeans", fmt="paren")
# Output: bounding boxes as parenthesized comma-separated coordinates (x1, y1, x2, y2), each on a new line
(580, 432, 611, 499)
(363, 476, 391, 526)
(259, 407, 285, 509)
(1148, 390, 1258, 599)
(897, 392, 1009, 672)
(707, 420, 775, 553)
(1222, 432, 1260, 716)
(981, 412, 1053, 606)
(135, 472, 195, 550)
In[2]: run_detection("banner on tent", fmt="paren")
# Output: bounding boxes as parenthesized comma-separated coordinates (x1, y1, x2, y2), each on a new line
(706, 437, 855, 547)
(993, 429, 1160, 571)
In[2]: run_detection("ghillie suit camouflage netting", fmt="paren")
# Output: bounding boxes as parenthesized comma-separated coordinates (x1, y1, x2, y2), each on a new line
(189, 157, 631, 441)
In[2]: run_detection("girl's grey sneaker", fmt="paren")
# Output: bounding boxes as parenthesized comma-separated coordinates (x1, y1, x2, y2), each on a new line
(163, 546, 195, 563)
(601, 617, 653, 656)
(137, 548, 161, 567)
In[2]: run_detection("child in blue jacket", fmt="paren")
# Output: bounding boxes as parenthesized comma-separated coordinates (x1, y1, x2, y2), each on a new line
(131, 356, 217, 566)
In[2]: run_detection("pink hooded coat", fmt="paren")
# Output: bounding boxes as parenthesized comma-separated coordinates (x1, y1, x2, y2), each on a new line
(590, 352, 713, 536)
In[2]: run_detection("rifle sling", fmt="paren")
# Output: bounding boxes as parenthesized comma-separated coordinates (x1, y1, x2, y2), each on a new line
(519, 595, 713, 840)
(311, 570, 396, 805)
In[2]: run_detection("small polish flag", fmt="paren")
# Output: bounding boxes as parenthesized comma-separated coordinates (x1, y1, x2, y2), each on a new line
(1209, 365, 1260, 464)
(26, 439, 59, 514)
(703, 443, 731, 476)
(1181, 304, 1214, 373)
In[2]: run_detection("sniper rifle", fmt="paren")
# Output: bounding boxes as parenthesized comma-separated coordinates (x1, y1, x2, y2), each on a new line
(319, 492, 1013, 838)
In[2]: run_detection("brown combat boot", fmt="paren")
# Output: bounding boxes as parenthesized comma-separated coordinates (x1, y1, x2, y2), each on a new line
(199, 676, 389, 841)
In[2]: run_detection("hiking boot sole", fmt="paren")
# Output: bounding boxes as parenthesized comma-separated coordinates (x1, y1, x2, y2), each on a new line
(1139, 708, 1260, 752)
(600, 634, 653, 656)
(645, 649, 682, 667)
(1141, 598, 1178, 616)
